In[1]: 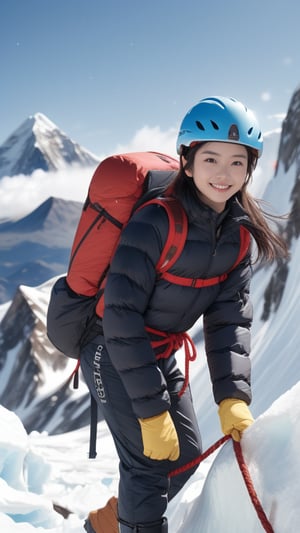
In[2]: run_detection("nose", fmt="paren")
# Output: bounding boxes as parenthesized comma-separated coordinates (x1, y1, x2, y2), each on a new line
(216, 163, 230, 180)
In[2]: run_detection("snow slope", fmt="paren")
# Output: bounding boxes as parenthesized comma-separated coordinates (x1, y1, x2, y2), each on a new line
(1, 245, 300, 532)
(1, 379, 299, 532)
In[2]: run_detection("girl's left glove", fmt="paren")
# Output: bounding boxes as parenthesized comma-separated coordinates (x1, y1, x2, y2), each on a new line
(218, 398, 254, 441)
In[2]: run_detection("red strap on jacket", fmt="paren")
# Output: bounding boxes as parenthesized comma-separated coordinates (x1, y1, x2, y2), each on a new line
(161, 271, 228, 287)
(146, 326, 197, 397)
(160, 225, 251, 288)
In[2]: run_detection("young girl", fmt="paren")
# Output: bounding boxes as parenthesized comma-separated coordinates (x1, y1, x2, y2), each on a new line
(82, 96, 288, 533)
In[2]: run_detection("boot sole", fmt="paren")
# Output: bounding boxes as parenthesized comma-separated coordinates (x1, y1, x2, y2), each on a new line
(84, 518, 96, 533)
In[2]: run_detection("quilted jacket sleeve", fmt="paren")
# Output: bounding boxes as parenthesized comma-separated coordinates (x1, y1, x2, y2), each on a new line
(102, 204, 171, 419)
(203, 252, 253, 406)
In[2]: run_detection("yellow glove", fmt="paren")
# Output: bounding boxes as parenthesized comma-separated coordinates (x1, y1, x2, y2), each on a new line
(138, 411, 180, 461)
(218, 398, 254, 442)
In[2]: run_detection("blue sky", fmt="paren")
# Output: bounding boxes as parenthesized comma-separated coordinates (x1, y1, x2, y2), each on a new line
(1, 0, 300, 157)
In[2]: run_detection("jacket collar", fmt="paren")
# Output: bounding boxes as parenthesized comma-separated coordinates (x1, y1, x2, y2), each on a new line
(177, 186, 250, 228)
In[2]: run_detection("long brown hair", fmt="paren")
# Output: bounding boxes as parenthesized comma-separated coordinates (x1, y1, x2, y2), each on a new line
(173, 143, 289, 263)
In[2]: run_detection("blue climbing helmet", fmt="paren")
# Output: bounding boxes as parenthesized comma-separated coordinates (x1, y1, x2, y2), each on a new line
(176, 96, 263, 157)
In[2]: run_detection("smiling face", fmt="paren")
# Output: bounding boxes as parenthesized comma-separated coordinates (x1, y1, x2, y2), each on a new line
(183, 141, 249, 213)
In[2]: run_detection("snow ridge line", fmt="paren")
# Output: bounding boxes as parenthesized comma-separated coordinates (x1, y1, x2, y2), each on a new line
(232, 439, 275, 533)
(169, 435, 275, 533)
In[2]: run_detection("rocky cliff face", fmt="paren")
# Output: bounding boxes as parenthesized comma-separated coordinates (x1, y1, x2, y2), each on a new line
(0, 282, 93, 435)
(261, 86, 300, 320)
(276, 86, 300, 175)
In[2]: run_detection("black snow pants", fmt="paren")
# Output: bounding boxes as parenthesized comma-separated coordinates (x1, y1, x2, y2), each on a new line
(80, 334, 202, 525)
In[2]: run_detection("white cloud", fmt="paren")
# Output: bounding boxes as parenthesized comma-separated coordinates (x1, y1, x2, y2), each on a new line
(0, 166, 95, 220)
(115, 125, 178, 157)
(260, 92, 272, 102)
(267, 112, 286, 123)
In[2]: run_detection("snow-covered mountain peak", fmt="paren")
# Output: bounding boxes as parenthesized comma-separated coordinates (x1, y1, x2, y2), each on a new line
(0, 113, 100, 178)
(14, 112, 55, 132)
(32, 111, 55, 127)
(20, 112, 58, 139)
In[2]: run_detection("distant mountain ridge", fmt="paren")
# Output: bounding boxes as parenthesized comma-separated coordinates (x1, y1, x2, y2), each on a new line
(0, 197, 82, 303)
(0, 112, 100, 178)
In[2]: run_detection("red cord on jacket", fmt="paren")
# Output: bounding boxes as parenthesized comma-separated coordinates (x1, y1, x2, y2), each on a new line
(146, 327, 197, 396)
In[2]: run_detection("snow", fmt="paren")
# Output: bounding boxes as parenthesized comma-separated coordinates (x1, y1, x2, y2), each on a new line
(1, 379, 299, 532)
(0, 408, 118, 532)
(178, 383, 300, 532)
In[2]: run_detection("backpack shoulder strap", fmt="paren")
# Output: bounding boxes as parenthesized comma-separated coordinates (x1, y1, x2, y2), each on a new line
(141, 197, 188, 274)
(96, 197, 188, 317)
(227, 226, 251, 273)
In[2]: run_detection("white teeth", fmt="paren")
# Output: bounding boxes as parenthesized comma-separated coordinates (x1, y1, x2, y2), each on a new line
(211, 183, 229, 189)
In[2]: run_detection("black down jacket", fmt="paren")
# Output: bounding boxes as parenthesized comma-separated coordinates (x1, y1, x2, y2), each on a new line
(102, 189, 253, 419)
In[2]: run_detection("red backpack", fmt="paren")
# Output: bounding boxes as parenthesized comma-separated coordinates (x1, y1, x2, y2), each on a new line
(47, 152, 184, 357)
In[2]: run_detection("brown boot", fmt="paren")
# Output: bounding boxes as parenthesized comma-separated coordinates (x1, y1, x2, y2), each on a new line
(84, 496, 119, 533)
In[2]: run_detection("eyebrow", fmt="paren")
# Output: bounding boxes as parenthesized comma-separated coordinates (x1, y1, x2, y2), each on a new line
(200, 150, 248, 159)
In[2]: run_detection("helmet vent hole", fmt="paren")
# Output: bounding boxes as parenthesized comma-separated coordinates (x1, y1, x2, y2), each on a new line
(258, 131, 262, 140)
(196, 120, 205, 131)
(248, 127, 253, 135)
(210, 120, 219, 130)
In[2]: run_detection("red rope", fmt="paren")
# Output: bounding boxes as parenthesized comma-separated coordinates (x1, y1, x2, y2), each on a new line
(168, 435, 230, 478)
(233, 440, 275, 533)
(169, 436, 275, 533)
(147, 327, 197, 397)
